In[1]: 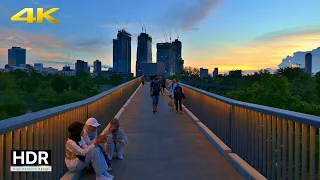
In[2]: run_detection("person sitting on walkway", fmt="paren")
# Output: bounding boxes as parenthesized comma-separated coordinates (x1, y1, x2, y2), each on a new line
(150, 77, 161, 113)
(103, 118, 128, 160)
(82, 117, 112, 171)
(65, 121, 114, 180)
(173, 80, 186, 114)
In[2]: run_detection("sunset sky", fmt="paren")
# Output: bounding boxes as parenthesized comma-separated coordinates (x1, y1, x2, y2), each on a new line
(1, 0, 320, 74)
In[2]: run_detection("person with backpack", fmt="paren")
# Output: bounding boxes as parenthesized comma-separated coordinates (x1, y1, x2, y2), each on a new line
(173, 80, 185, 114)
(160, 76, 166, 95)
(150, 77, 161, 113)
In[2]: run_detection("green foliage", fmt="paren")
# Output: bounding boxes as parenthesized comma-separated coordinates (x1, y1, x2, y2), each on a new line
(180, 66, 320, 116)
(51, 76, 69, 93)
(0, 90, 27, 118)
(0, 71, 122, 120)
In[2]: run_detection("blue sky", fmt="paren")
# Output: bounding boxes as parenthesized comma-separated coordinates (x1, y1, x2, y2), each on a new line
(1, 0, 320, 73)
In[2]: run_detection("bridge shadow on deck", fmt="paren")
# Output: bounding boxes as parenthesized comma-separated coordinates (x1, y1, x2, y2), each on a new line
(80, 83, 243, 180)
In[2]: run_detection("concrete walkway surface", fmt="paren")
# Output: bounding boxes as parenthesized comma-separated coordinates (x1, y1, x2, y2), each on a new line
(80, 82, 243, 180)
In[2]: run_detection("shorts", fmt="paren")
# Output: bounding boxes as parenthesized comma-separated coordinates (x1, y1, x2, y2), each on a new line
(152, 95, 159, 105)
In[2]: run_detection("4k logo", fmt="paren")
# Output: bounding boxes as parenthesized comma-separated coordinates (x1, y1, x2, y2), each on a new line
(11, 8, 60, 24)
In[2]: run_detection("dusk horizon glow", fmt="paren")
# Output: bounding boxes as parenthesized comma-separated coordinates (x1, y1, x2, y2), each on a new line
(1, 0, 320, 74)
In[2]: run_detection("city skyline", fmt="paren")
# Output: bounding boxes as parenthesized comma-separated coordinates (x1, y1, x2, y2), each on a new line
(1, 0, 320, 74)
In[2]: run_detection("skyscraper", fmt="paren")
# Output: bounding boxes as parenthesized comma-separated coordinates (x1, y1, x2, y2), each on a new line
(157, 43, 175, 75)
(94, 60, 102, 73)
(75, 60, 89, 75)
(172, 39, 184, 73)
(305, 53, 312, 75)
(213, 68, 218, 79)
(113, 29, 131, 73)
(136, 32, 152, 76)
(8, 47, 26, 66)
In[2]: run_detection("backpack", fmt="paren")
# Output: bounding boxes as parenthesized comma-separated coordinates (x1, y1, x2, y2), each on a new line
(174, 86, 183, 96)
(152, 82, 161, 95)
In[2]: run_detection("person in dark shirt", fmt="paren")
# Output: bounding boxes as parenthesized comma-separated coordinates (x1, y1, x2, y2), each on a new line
(173, 80, 186, 114)
(150, 77, 161, 113)
(160, 77, 166, 95)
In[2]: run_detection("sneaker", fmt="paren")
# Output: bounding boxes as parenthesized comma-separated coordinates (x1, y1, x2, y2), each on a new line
(96, 175, 113, 180)
(118, 156, 124, 160)
(105, 173, 114, 179)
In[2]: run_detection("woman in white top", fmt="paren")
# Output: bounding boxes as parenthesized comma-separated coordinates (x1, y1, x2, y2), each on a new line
(168, 79, 177, 106)
(82, 118, 112, 170)
(65, 121, 114, 180)
(102, 118, 128, 160)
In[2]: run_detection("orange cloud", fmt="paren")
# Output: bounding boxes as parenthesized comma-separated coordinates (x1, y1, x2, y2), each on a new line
(184, 26, 320, 74)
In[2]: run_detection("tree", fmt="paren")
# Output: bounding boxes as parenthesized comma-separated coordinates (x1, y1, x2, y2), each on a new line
(0, 90, 27, 118)
(51, 76, 69, 93)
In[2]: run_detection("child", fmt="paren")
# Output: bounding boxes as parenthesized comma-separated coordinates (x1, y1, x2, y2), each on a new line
(103, 118, 128, 160)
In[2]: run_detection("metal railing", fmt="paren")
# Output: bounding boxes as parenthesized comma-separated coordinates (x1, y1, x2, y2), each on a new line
(0, 77, 141, 180)
(167, 80, 320, 180)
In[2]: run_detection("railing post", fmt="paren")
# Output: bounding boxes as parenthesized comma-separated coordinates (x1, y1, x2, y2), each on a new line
(230, 105, 235, 149)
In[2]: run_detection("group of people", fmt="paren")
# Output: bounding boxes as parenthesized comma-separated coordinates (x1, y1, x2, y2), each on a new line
(149, 76, 185, 114)
(65, 117, 128, 180)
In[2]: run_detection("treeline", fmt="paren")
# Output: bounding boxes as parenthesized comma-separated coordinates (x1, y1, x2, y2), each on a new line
(170, 67, 320, 116)
(0, 70, 126, 120)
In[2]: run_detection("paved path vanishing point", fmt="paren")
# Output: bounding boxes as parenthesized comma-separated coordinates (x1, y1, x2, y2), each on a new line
(80, 82, 243, 180)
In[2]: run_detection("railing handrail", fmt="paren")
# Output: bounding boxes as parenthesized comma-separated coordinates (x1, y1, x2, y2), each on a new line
(0, 78, 139, 135)
(176, 81, 320, 128)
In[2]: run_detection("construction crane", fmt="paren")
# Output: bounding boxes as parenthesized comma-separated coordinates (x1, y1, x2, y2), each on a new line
(169, 29, 172, 42)
(115, 21, 123, 30)
(125, 18, 128, 30)
(176, 28, 179, 39)
(143, 24, 147, 33)
(140, 20, 144, 32)
(162, 28, 168, 42)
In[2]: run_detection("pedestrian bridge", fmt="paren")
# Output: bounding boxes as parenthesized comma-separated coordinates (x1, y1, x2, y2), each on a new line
(0, 78, 319, 180)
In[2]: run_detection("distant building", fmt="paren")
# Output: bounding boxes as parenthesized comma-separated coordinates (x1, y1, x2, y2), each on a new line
(34, 63, 43, 69)
(75, 60, 89, 75)
(200, 68, 208, 78)
(113, 29, 131, 73)
(305, 53, 312, 75)
(213, 68, 218, 79)
(229, 70, 242, 77)
(157, 42, 176, 75)
(60, 65, 75, 76)
(8, 47, 26, 66)
(94, 60, 102, 73)
(139, 61, 166, 76)
(136, 32, 152, 76)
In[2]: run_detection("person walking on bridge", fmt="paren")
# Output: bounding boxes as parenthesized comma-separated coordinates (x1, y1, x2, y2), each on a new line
(150, 77, 161, 113)
(173, 80, 185, 114)
(141, 75, 146, 87)
(160, 76, 166, 95)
